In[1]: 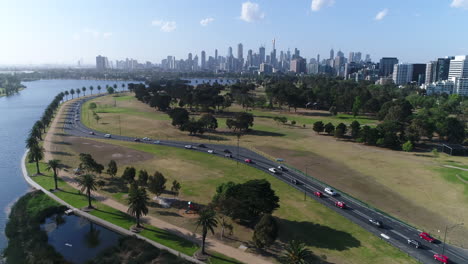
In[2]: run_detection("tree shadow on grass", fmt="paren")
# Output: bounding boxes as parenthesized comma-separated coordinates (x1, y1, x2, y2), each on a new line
(277, 218, 361, 251)
(157, 211, 182, 217)
(143, 226, 199, 249)
(248, 130, 285, 137)
(50, 151, 73, 157)
(193, 134, 228, 141)
(93, 208, 133, 222)
(205, 252, 244, 264)
(51, 141, 72, 145)
(53, 133, 70, 137)
(101, 178, 128, 194)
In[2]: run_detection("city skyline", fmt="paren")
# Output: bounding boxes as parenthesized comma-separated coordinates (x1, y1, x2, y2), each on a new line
(1, 0, 468, 65)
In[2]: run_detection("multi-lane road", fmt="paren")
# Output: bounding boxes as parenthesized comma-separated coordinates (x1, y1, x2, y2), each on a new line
(62, 95, 468, 264)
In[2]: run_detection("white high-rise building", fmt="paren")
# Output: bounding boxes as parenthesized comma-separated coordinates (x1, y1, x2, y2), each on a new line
(448, 55, 468, 79)
(454, 78, 468, 96)
(392, 63, 413, 85)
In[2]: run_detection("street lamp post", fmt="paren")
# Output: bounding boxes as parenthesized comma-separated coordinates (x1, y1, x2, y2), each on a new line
(236, 132, 241, 167)
(442, 223, 463, 256)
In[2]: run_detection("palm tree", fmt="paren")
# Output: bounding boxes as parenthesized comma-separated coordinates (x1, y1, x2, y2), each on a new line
(127, 185, 149, 228)
(28, 144, 44, 175)
(64, 90, 69, 100)
(70, 89, 75, 99)
(46, 159, 61, 190)
(121, 83, 126, 91)
(82, 86, 87, 96)
(171, 180, 181, 197)
(97, 85, 102, 94)
(195, 208, 218, 255)
(89, 86, 94, 95)
(76, 88, 81, 97)
(25, 135, 38, 149)
(29, 126, 42, 141)
(280, 240, 314, 264)
(77, 174, 97, 209)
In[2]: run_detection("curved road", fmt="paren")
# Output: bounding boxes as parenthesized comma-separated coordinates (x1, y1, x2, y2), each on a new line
(63, 95, 468, 264)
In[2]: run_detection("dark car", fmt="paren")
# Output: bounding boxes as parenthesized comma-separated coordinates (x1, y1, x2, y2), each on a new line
(223, 149, 231, 153)
(369, 219, 383, 228)
(407, 239, 421, 249)
(134, 138, 141, 142)
(198, 144, 206, 148)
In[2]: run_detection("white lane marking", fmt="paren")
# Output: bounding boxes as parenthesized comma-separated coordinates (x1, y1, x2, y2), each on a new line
(390, 230, 409, 240)
(446, 249, 466, 260)
(429, 249, 436, 254)
(353, 209, 371, 219)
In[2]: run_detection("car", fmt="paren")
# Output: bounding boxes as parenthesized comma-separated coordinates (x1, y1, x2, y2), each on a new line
(369, 219, 383, 228)
(291, 179, 300, 185)
(419, 232, 435, 243)
(134, 138, 141, 142)
(207, 149, 214, 154)
(244, 159, 252, 163)
(223, 149, 231, 153)
(276, 158, 284, 162)
(224, 153, 232, 158)
(104, 134, 112, 138)
(75, 118, 79, 121)
(433, 254, 449, 263)
(277, 165, 287, 171)
(407, 239, 421, 249)
(184, 145, 193, 149)
(335, 201, 346, 209)
(198, 144, 206, 148)
(89, 131, 95, 135)
(143, 137, 151, 141)
(314, 191, 323, 198)
(269, 168, 279, 174)
(153, 140, 161, 144)
(324, 187, 337, 196)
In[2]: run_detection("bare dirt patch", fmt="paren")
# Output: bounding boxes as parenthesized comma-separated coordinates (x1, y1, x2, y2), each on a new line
(67, 136, 153, 165)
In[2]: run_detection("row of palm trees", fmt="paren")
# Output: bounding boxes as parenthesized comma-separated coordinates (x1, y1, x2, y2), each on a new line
(63, 83, 127, 101)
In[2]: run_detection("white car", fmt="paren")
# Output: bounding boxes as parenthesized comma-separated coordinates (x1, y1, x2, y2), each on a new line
(269, 168, 279, 174)
(324, 187, 337, 196)
(104, 134, 112, 138)
(184, 145, 192, 149)
(207, 149, 214, 154)
(153, 140, 161, 144)
(143, 137, 151, 141)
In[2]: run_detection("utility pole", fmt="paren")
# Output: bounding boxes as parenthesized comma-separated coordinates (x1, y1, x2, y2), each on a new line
(118, 115, 121, 135)
(442, 223, 463, 256)
(236, 132, 241, 166)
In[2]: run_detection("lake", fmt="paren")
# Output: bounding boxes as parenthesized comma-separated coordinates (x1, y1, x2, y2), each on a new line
(41, 214, 122, 264)
(0, 79, 134, 250)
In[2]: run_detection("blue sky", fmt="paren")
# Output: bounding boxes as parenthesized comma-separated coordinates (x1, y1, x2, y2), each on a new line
(1, 0, 467, 65)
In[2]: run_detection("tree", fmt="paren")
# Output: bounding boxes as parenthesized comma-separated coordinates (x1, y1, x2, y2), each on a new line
(127, 184, 149, 228)
(280, 240, 315, 264)
(445, 117, 465, 144)
(88, 102, 97, 110)
(28, 144, 44, 175)
(352, 96, 362, 117)
(252, 214, 278, 249)
(94, 113, 101, 124)
(25, 135, 38, 150)
(106, 160, 118, 178)
(195, 208, 218, 255)
(329, 106, 337, 116)
(121, 167, 136, 184)
(199, 114, 218, 130)
(121, 83, 126, 91)
(89, 86, 94, 95)
(79, 153, 104, 174)
(137, 170, 149, 186)
(312, 121, 324, 134)
(70, 89, 75, 99)
(76, 88, 81, 97)
(46, 159, 61, 190)
(107, 86, 115, 94)
(168, 108, 189, 127)
(82, 86, 86, 96)
(402, 141, 414, 152)
(226, 112, 254, 132)
(171, 180, 181, 197)
(148, 171, 166, 197)
(97, 85, 102, 94)
(324, 122, 335, 135)
(77, 174, 97, 209)
(64, 90, 69, 100)
(29, 125, 42, 141)
(350, 120, 360, 139)
(334, 123, 347, 138)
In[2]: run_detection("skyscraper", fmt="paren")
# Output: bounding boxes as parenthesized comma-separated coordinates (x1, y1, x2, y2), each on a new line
(259, 46, 265, 63)
(228, 47, 233, 58)
(96, 55, 109, 70)
(436, 57, 453, 81)
(448, 55, 468, 79)
(425, 61, 437, 84)
(317, 54, 320, 64)
(215, 49, 218, 63)
(237, 43, 243, 60)
(392, 63, 413, 85)
(348, 52, 355, 63)
(330, 48, 334, 60)
(201, 50, 206, 69)
(379, 57, 399, 77)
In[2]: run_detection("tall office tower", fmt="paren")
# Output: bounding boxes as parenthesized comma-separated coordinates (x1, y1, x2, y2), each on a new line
(259, 46, 266, 63)
(228, 46, 233, 58)
(448, 55, 468, 79)
(290, 58, 306, 73)
(412, 64, 427, 85)
(247, 49, 253, 66)
(354, 52, 362, 62)
(294, 48, 300, 59)
(271, 39, 277, 66)
(237, 43, 243, 60)
(379, 57, 399, 77)
(317, 54, 320, 64)
(436, 57, 454, 81)
(193, 55, 199, 70)
(286, 49, 291, 61)
(215, 49, 218, 63)
(330, 48, 334, 60)
(425, 61, 437, 84)
(337, 50, 344, 58)
(334, 56, 345, 76)
(96, 55, 108, 70)
(188, 53, 192, 61)
(392, 63, 413, 85)
(201, 50, 206, 69)
(348, 52, 355, 63)
(365, 54, 371, 62)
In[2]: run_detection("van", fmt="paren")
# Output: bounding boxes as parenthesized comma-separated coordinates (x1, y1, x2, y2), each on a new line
(104, 134, 111, 138)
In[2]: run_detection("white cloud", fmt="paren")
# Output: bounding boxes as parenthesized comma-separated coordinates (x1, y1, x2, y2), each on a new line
(200, 17, 215, 26)
(103, 32, 113, 39)
(311, 0, 335, 11)
(76, 29, 112, 40)
(451, 0, 468, 9)
(374, 8, 388, 21)
(151, 20, 177, 32)
(240, 1, 264, 22)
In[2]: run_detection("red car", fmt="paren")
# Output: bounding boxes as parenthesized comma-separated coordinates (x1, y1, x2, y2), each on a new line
(313, 191, 323, 198)
(419, 232, 435, 243)
(433, 254, 449, 263)
(335, 201, 346, 209)
(244, 159, 252, 163)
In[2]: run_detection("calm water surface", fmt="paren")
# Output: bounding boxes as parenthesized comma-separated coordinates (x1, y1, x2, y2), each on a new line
(0, 79, 134, 250)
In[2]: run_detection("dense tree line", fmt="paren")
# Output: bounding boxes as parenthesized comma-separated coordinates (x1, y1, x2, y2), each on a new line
(0, 74, 24, 96)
